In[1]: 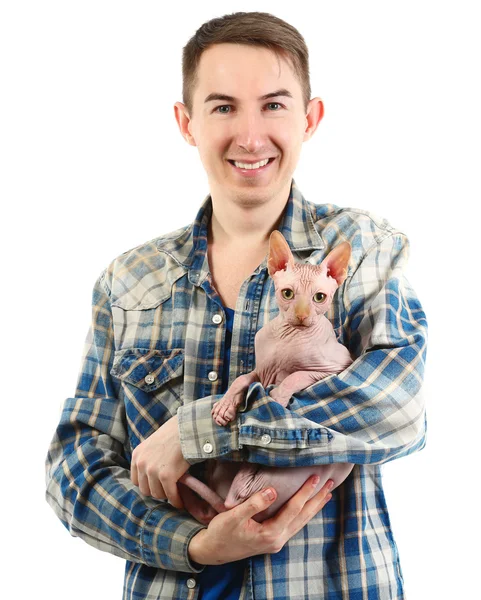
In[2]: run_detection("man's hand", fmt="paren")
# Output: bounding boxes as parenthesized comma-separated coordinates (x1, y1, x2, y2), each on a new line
(188, 475, 334, 565)
(130, 414, 191, 509)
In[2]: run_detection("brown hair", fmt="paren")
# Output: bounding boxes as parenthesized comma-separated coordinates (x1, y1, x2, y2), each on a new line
(182, 12, 311, 117)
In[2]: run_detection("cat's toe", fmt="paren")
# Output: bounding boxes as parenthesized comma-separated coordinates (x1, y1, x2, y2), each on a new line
(227, 409, 237, 421)
(212, 400, 227, 419)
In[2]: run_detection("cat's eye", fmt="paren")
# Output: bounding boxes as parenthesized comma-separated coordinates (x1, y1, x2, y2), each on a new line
(313, 292, 327, 303)
(281, 289, 294, 300)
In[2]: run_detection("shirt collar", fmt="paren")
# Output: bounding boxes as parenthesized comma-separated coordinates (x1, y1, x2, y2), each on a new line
(156, 178, 325, 282)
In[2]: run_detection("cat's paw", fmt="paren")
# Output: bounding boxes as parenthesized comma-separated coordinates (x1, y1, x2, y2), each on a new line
(211, 398, 237, 426)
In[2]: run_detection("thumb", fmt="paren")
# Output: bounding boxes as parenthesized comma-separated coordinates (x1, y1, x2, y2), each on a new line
(237, 487, 278, 521)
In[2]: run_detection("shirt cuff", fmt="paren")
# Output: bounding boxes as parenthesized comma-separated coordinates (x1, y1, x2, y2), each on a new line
(141, 505, 207, 573)
(177, 396, 242, 464)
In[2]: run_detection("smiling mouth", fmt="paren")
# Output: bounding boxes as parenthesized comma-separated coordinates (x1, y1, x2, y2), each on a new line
(227, 157, 276, 172)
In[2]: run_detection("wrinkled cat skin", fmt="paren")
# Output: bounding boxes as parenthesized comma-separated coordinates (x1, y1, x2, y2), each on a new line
(178, 231, 354, 524)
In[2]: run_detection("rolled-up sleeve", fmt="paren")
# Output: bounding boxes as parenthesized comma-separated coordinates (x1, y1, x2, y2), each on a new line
(179, 232, 428, 467)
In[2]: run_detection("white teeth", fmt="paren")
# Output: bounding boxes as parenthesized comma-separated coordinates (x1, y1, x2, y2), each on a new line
(233, 158, 270, 170)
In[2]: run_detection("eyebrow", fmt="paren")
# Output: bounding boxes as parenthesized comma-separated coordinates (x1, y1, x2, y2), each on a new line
(204, 88, 294, 104)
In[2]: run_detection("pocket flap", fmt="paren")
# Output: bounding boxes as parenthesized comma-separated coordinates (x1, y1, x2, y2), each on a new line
(110, 348, 184, 392)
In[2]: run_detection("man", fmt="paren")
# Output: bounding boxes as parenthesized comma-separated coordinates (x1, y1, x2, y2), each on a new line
(45, 11, 427, 600)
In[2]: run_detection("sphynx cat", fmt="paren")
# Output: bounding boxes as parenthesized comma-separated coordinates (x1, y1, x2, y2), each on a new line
(177, 231, 354, 524)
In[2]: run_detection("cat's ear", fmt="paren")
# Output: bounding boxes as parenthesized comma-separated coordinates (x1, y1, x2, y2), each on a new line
(320, 242, 351, 286)
(267, 231, 295, 277)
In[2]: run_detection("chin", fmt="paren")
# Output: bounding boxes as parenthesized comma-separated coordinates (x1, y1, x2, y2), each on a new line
(231, 189, 274, 206)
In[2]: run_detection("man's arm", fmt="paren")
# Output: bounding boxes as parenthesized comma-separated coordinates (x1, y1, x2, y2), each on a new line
(177, 232, 427, 467)
(45, 272, 206, 573)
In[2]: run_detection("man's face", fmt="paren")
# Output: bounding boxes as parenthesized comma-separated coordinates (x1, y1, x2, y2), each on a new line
(175, 43, 322, 207)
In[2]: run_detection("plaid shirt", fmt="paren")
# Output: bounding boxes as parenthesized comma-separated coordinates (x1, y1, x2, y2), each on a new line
(45, 179, 427, 600)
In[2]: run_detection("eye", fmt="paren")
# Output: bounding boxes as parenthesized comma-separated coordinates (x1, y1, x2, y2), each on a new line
(214, 105, 231, 114)
(281, 289, 294, 300)
(213, 102, 284, 114)
(313, 292, 327, 303)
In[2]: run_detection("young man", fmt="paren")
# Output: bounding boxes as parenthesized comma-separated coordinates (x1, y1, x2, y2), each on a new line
(45, 12, 427, 600)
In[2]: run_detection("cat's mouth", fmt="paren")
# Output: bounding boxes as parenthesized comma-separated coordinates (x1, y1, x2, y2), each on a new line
(288, 319, 311, 328)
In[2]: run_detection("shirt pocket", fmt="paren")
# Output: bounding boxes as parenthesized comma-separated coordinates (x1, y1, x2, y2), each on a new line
(110, 347, 184, 449)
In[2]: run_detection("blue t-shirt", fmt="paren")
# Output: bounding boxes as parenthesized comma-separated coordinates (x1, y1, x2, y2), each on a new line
(196, 305, 246, 599)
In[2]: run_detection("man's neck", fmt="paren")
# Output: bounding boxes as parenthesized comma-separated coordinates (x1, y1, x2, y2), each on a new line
(208, 181, 291, 249)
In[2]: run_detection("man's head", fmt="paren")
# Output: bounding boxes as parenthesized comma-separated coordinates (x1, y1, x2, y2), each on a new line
(181, 12, 312, 119)
(174, 12, 323, 208)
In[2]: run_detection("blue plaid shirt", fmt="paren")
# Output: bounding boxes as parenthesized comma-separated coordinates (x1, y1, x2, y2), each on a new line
(45, 179, 427, 599)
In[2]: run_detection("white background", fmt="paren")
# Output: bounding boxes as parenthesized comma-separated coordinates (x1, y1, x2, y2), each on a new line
(1, 1, 479, 598)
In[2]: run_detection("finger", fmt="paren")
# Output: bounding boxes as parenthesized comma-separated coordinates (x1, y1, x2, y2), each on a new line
(148, 474, 166, 501)
(270, 476, 331, 525)
(131, 461, 138, 486)
(138, 471, 151, 497)
(164, 480, 185, 510)
(284, 489, 333, 539)
(234, 487, 278, 523)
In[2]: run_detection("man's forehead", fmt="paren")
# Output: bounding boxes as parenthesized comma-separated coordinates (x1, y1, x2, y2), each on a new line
(195, 44, 300, 101)
(199, 42, 288, 64)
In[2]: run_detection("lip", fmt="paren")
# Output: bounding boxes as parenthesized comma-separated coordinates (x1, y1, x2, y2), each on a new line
(228, 157, 276, 177)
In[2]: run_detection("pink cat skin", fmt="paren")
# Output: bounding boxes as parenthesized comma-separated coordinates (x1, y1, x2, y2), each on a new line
(178, 231, 354, 524)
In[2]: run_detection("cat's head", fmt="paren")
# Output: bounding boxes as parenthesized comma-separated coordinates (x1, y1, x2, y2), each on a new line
(267, 230, 351, 328)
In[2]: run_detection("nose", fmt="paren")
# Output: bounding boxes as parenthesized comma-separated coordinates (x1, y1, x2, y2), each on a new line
(295, 299, 310, 324)
(235, 109, 266, 154)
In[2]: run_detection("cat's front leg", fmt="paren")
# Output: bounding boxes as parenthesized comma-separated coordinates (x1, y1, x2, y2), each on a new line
(212, 371, 260, 426)
(269, 370, 330, 406)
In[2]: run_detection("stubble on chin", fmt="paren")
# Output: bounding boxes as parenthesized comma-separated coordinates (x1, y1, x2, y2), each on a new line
(228, 190, 275, 209)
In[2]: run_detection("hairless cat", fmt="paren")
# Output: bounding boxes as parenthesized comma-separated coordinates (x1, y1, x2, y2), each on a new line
(177, 231, 354, 524)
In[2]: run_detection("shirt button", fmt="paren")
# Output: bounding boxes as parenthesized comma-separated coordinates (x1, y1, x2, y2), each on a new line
(186, 578, 196, 589)
(261, 434, 272, 445)
(208, 371, 218, 382)
(145, 374, 155, 385)
(212, 313, 223, 324)
(203, 442, 213, 454)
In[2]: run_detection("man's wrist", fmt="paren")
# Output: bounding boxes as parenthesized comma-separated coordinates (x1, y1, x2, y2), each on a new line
(188, 529, 208, 566)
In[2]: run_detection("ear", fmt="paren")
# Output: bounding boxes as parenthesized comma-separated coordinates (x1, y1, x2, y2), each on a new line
(320, 242, 351, 286)
(267, 231, 295, 277)
(303, 97, 324, 143)
(174, 102, 197, 147)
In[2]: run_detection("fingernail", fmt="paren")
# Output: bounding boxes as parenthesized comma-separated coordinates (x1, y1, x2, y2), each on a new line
(326, 493, 332, 502)
(311, 475, 320, 487)
(327, 479, 334, 491)
(263, 488, 275, 501)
